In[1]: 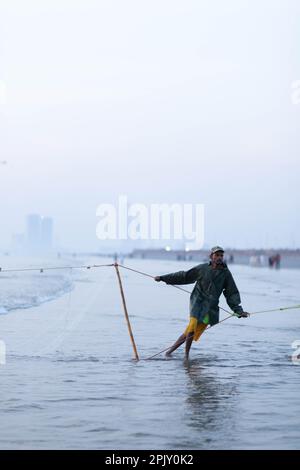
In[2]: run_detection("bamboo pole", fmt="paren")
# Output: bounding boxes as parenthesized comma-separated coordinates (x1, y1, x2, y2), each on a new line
(114, 263, 139, 361)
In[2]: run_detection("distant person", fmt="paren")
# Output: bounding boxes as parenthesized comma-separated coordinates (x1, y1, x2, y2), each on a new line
(154, 246, 249, 361)
(274, 254, 281, 269)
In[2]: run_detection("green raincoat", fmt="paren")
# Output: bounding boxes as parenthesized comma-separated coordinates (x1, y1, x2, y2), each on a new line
(160, 262, 243, 326)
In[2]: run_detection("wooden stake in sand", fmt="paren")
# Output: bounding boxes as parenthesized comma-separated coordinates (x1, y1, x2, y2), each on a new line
(114, 263, 139, 361)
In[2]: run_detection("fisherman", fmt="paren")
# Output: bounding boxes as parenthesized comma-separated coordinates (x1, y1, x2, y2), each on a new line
(154, 246, 249, 360)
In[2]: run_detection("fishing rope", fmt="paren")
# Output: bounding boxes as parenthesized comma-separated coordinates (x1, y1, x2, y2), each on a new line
(118, 264, 233, 315)
(117, 264, 248, 359)
(143, 304, 300, 361)
(117, 264, 300, 359)
(1, 260, 299, 360)
(1, 259, 298, 319)
(118, 264, 300, 316)
(0, 263, 114, 273)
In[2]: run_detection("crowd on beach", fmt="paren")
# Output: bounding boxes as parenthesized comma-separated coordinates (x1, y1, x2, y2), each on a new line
(249, 253, 281, 268)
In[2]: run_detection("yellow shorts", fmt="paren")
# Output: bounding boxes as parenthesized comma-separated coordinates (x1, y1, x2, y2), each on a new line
(184, 316, 208, 341)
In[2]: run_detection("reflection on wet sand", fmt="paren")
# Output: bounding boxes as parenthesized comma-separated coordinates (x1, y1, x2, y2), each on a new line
(183, 357, 239, 447)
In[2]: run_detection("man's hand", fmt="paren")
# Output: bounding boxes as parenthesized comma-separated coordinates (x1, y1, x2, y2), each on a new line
(154, 276, 161, 282)
(236, 311, 250, 318)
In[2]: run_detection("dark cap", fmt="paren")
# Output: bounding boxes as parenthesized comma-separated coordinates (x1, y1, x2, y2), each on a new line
(210, 246, 224, 254)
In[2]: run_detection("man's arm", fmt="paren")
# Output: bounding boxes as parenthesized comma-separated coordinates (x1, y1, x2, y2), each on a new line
(155, 265, 200, 285)
(223, 271, 248, 317)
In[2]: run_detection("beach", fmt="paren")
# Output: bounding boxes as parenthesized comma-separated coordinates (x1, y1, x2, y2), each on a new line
(0, 256, 300, 449)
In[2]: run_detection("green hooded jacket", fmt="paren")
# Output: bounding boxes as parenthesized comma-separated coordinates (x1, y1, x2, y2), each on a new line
(160, 262, 243, 326)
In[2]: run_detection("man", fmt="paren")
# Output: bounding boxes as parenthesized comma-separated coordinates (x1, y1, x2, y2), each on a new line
(155, 246, 249, 360)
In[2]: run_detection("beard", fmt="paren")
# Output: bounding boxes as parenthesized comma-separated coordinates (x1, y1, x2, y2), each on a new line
(215, 258, 224, 266)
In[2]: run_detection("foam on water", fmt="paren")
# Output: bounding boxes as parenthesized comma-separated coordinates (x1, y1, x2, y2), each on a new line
(0, 256, 83, 313)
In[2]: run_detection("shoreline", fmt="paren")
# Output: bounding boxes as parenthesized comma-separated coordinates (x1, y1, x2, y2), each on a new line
(126, 248, 300, 269)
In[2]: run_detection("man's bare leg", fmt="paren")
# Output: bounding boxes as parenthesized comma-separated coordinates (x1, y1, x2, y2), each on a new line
(165, 333, 186, 357)
(185, 332, 194, 360)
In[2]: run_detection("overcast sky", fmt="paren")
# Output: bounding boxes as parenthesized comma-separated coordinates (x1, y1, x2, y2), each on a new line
(0, 0, 299, 251)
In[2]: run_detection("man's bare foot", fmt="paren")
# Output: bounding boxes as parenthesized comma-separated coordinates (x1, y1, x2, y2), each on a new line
(165, 351, 172, 358)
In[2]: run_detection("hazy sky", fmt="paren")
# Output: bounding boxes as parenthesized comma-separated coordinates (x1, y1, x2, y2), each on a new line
(0, 0, 299, 251)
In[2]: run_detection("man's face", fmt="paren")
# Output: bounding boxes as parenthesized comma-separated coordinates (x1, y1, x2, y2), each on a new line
(211, 251, 224, 265)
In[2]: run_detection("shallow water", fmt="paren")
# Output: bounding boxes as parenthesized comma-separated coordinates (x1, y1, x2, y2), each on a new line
(0, 255, 80, 313)
(0, 258, 299, 449)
